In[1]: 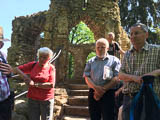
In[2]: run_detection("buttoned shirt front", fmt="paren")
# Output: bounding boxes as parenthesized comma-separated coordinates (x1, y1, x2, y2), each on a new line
(83, 54, 121, 86)
(120, 42, 160, 97)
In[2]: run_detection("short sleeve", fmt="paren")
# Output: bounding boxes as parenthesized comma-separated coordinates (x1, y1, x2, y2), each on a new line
(83, 62, 91, 78)
(18, 61, 35, 74)
(120, 52, 129, 73)
(113, 57, 121, 76)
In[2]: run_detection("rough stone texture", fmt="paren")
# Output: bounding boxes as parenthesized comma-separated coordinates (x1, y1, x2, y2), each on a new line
(12, 111, 27, 120)
(8, 0, 130, 84)
(13, 99, 28, 119)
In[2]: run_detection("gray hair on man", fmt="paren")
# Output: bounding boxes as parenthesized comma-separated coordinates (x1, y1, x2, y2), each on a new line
(131, 23, 148, 32)
(37, 47, 53, 58)
(108, 32, 115, 39)
(96, 38, 109, 48)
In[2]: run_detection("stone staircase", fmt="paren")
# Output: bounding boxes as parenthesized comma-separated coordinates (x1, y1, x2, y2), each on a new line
(62, 84, 90, 120)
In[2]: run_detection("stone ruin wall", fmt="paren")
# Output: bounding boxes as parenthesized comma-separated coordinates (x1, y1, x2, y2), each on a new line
(8, 0, 130, 84)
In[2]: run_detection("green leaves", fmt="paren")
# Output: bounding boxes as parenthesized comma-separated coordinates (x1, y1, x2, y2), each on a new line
(119, 0, 158, 31)
(69, 21, 95, 44)
(119, 0, 160, 44)
(86, 52, 96, 62)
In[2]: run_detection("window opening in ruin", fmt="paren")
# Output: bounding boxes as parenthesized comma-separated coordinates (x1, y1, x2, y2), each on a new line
(69, 21, 95, 45)
(68, 21, 95, 79)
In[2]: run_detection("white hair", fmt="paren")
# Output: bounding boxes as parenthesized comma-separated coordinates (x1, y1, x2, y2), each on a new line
(96, 38, 109, 48)
(108, 32, 115, 39)
(37, 47, 53, 58)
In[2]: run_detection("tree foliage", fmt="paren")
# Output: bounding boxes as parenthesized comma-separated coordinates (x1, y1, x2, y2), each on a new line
(68, 21, 95, 78)
(68, 53, 74, 79)
(86, 52, 96, 62)
(119, 0, 160, 44)
(69, 21, 95, 44)
(119, 0, 159, 31)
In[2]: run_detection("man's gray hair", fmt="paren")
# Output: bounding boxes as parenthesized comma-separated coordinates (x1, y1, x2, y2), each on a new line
(131, 23, 148, 32)
(96, 38, 109, 48)
(108, 32, 115, 39)
(37, 47, 53, 58)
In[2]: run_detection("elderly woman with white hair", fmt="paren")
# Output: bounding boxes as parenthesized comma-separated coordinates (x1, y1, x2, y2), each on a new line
(15, 47, 55, 120)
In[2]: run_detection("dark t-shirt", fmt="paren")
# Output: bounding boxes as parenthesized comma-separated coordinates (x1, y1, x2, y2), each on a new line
(108, 42, 120, 56)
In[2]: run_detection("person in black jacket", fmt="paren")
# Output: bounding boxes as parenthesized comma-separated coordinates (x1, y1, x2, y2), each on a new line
(107, 32, 125, 120)
(107, 32, 125, 57)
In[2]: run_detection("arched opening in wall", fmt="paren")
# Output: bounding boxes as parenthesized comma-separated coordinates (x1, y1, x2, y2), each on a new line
(86, 52, 96, 62)
(68, 21, 95, 79)
(67, 52, 74, 79)
(69, 21, 95, 44)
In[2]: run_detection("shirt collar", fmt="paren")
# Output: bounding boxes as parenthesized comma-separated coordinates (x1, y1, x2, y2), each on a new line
(95, 54, 109, 61)
(130, 42, 149, 52)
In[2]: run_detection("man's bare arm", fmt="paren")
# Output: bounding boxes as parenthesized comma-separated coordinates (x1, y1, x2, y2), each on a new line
(84, 76, 105, 95)
(118, 72, 142, 84)
(103, 76, 119, 91)
(143, 69, 160, 77)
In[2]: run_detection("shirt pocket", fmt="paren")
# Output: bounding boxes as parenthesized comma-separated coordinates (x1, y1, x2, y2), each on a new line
(103, 65, 113, 80)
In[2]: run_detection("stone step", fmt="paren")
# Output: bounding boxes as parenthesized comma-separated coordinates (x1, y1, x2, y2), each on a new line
(68, 96, 88, 106)
(68, 84, 89, 90)
(68, 90, 89, 96)
(62, 115, 90, 120)
(64, 105, 89, 117)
